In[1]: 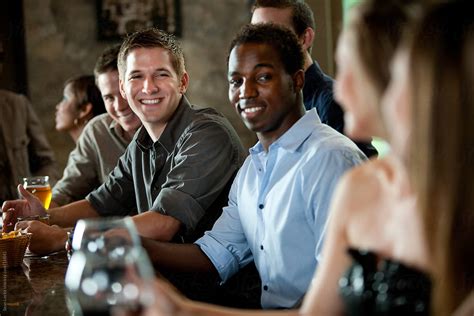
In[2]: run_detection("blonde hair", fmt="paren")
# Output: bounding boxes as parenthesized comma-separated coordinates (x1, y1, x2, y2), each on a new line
(407, 2, 474, 314)
(346, 0, 417, 102)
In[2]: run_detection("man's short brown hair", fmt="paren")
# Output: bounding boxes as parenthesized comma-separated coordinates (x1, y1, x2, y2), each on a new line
(252, 0, 315, 36)
(94, 44, 121, 80)
(117, 28, 185, 80)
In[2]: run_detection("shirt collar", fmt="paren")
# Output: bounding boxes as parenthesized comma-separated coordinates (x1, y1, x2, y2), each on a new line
(250, 109, 321, 155)
(303, 61, 330, 101)
(135, 96, 193, 153)
(304, 61, 325, 83)
(108, 117, 133, 146)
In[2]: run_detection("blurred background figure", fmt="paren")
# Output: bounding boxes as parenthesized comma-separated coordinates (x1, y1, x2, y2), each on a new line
(397, 1, 474, 313)
(1, 78, 59, 204)
(55, 75, 106, 143)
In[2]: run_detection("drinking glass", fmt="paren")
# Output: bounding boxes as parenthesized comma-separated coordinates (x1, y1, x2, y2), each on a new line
(71, 216, 141, 253)
(22, 176, 52, 209)
(65, 217, 155, 315)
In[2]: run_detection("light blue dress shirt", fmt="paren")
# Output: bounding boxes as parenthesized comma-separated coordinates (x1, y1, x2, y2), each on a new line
(195, 109, 366, 308)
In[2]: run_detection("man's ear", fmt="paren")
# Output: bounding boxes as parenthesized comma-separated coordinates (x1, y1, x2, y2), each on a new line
(300, 27, 315, 52)
(292, 69, 305, 92)
(179, 72, 189, 94)
(119, 79, 127, 99)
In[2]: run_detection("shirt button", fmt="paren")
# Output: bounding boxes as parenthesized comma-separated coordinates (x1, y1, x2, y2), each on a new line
(260, 245, 264, 250)
(258, 204, 264, 209)
(263, 285, 268, 291)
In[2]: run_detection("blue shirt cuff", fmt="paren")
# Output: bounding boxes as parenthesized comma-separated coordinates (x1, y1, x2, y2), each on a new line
(195, 234, 240, 282)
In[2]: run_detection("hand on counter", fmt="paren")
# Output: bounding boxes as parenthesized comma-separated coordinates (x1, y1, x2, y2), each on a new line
(1, 185, 48, 229)
(16, 220, 68, 255)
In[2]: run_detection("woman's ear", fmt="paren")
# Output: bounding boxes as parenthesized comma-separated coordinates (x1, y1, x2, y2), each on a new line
(78, 102, 93, 119)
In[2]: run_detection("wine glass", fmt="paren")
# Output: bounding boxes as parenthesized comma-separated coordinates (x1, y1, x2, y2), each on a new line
(65, 217, 155, 315)
(71, 216, 141, 253)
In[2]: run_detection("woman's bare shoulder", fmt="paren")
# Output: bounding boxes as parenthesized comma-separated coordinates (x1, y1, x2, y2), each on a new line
(340, 158, 395, 193)
(332, 158, 399, 217)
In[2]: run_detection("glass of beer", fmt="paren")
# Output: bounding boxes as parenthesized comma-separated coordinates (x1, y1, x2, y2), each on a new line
(22, 176, 52, 209)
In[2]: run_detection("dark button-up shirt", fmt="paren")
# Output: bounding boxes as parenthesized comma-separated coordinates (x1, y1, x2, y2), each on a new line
(52, 114, 132, 205)
(87, 96, 246, 241)
(303, 62, 377, 158)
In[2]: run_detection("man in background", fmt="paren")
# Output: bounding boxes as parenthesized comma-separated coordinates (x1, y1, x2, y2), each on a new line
(0, 48, 59, 205)
(51, 44, 142, 206)
(251, 0, 377, 157)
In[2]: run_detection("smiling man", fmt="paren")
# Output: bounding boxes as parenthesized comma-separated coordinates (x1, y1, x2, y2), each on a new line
(139, 24, 366, 310)
(3, 29, 246, 248)
(51, 44, 142, 207)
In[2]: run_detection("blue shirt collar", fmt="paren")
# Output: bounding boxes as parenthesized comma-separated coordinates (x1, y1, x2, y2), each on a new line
(250, 109, 321, 155)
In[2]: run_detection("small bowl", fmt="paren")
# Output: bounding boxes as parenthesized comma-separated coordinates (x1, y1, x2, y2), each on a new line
(0, 233, 32, 268)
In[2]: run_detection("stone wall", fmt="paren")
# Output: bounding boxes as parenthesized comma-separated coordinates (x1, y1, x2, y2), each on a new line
(23, 0, 339, 171)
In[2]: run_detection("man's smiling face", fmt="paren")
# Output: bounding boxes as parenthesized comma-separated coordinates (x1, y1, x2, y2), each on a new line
(228, 42, 302, 140)
(119, 47, 188, 139)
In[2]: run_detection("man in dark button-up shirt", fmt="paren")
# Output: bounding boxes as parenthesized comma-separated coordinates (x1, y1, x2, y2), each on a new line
(88, 96, 245, 242)
(2, 28, 246, 251)
(250, 0, 377, 158)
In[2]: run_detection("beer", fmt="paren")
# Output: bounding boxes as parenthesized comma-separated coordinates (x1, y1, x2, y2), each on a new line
(22, 176, 52, 209)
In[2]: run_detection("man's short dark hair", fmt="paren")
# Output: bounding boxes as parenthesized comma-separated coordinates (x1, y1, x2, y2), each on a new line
(228, 23, 304, 76)
(118, 28, 185, 80)
(252, 0, 315, 36)
(94, 44, 120, 79)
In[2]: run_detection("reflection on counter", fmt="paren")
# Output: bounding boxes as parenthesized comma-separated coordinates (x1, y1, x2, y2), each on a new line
(1, 251, 69, 315)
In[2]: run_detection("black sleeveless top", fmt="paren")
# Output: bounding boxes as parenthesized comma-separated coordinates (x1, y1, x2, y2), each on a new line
(339, 248, 432, 316)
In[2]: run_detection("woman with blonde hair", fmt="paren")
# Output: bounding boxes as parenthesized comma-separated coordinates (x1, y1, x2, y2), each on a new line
(401, 1, 474, 313)
(305, 1, 474, 314)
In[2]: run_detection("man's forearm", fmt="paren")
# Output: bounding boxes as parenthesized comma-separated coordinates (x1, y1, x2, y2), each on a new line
(49, 199, 99, 227)
(132, 211, 182, 241)
(142, 238, 217, 274)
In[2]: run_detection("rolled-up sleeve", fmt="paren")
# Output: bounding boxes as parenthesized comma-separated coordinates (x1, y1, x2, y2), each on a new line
(151, 118, 243, 232)
(86, 149, 136, 216)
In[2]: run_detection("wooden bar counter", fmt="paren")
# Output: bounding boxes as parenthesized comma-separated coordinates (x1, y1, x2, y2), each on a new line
(1, 251, 69, 315)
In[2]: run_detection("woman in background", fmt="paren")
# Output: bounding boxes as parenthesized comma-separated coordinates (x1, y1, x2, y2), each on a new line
(55, 75, 106, 143)
(398, 1, 474, 313)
